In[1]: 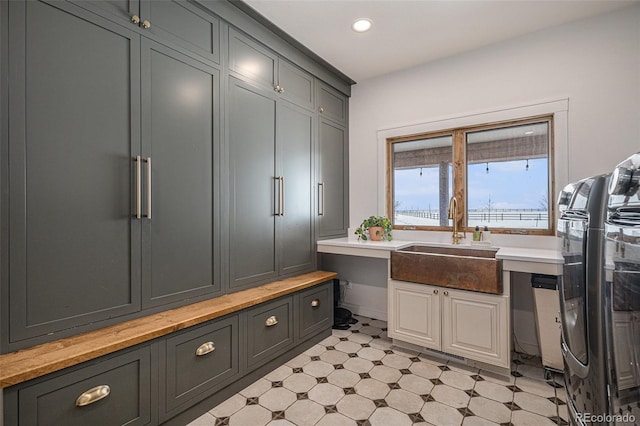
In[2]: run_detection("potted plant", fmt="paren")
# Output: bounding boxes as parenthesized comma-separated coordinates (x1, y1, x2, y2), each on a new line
(354, 216, 393, 241)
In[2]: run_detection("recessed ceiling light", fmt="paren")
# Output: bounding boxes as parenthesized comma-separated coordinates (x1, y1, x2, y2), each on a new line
(352, 18, 372, 33)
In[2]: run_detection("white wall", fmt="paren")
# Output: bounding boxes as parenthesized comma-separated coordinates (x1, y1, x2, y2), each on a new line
(335, 5, 640, 348)
(349, 4, 640, 227)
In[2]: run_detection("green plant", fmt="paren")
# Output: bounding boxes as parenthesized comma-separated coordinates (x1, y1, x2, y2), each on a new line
(354, 215, 393, 241)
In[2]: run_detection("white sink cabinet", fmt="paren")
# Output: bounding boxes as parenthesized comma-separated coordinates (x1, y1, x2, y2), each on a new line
(388, 279, 510, 368)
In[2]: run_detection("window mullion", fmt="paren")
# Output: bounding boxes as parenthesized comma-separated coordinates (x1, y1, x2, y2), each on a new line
(453, 130, 466, 232)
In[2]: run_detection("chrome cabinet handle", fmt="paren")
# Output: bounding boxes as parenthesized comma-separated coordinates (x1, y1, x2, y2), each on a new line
(76, 385, 110, 407)
(135, 156, 141, 219)
(145, 157, 151, 219)
(318, 182, 325, 216)
(433, 289, 438, 295)
(195, 341, 216, 356)
(265, 315, 278, 327)
(311, 299, 320, 307)
(131, 15, 140, 24)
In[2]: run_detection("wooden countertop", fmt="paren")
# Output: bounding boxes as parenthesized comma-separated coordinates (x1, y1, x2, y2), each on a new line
(0, 270, 337, 388)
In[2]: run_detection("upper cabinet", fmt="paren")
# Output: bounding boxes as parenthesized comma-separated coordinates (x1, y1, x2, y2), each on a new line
(317, 81, 348, 125)
(70, 0, 221, 65)
(229, 28, 315, 111)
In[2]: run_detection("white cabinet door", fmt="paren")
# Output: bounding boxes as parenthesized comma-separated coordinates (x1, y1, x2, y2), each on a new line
(442, 289, 509, 368)
(388, 280, 440, 349)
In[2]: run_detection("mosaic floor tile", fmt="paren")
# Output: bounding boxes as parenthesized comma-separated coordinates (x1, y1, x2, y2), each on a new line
(188, 315, 570, 426)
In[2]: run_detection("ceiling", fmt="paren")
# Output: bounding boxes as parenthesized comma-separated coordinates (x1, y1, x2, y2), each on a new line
(243, 0, 638, 82)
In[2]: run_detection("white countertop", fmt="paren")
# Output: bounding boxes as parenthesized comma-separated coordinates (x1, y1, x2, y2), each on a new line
(317, 237, 563, 274)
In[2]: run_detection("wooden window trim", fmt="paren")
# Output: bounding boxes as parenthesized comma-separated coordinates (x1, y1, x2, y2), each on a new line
(386, 115, 555, 236)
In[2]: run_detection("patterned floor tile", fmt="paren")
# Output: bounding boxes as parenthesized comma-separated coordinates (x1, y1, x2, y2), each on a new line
(284, 399, 325, 426)
(369, 407, 413, 426)
(189, 315, 571, 426)
(282, 372, 318, 393)
(337, 393, 377, 420)
(467, 396, 513, 423)
(439, 370, 476, 390)
(355, 378, 392, 400)
(385, 388, 425, 413)
(431, 384, 472, 409)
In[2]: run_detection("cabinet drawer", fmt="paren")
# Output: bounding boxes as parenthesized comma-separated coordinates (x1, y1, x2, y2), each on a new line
(162, 315, 239, 416)
(247, 297, 294, 367)
(299, 282, 333, 340)
(16, 346, 153, 426)
(317, 82, 347, 124)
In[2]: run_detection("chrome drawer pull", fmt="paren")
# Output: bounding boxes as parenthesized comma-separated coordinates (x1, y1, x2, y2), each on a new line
(311, 299, 320, 308)
(265, 315, 278, 327)
(195, 341, 216, 356)
(76, 385, 111, 407)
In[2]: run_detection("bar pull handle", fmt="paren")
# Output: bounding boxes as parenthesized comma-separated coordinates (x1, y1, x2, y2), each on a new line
(76, 385, 111, 407)
(145, 157, 151, 219)
(280, 176, 285, 217)
(135, 156, 141, 219)
(265, 315, 278, 327)
(311, 299, 320, 308)
(195, 341, 216, 356)
(318, 182, 325, 216)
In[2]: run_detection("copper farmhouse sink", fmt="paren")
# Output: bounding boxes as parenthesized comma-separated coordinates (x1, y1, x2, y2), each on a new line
(390, 245, 503, 294)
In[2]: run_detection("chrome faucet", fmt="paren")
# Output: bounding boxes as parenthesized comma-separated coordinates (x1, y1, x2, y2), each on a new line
(448, 196, 463, 244)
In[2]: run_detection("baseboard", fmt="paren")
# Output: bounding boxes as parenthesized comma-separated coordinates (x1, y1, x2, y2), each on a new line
(339, 302, 387, 322)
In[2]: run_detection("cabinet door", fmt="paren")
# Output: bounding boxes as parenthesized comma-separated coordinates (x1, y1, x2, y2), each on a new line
(442, 289, 509, 368)
(228, 78, 278, 289)
(317, 81, 347, 125)
(142, 0, 220, 65)
(278, 60, 314, 110)
(388, 280, 440, 349)
(6, 0, 141, 348)
(277, 102, 315, 275)
(228, 28, 277, 91)
(298, 281, 333, 340)
(140, 39, 221, 308)
(317, 118, 349, 238)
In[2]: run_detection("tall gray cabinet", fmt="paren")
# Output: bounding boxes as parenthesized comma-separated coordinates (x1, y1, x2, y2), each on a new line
(1, 0, 350, 350)
(228, 29, 316, 290)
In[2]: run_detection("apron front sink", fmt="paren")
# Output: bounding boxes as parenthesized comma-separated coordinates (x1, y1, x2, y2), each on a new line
(391, 245, 503, 294)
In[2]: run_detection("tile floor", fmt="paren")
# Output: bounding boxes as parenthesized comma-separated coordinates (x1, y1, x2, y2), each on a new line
(188, 315, 569, 426)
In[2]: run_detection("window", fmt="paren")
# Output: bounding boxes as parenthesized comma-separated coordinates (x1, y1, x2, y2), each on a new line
(387, 116, 554, 235)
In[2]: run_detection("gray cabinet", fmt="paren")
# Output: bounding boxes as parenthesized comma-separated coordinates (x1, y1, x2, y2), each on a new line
(317, 117, 349, 238)
(3, 0, 222, 351)
(5, 0, 142, 347)
(140, 39, 221, 308)
(160, 315, 239, 420)
(317, 81, 348, 125)
(298, 281, 333, 340)
(228, 76, 315, 290)
(7, 346, 155, 426)
(246, 297, 294, 368)
(71, 0, 221, 65)
(229, 28, 315, 110)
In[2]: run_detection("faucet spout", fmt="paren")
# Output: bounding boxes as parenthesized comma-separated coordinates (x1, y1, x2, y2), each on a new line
(448, 196, 462, 244)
